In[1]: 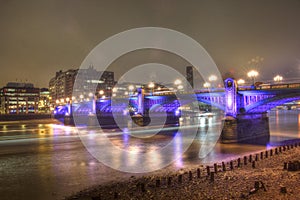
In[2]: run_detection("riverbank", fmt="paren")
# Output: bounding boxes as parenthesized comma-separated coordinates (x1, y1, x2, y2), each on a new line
(66, 142, 300, 200)
(0, 113, 52, 121)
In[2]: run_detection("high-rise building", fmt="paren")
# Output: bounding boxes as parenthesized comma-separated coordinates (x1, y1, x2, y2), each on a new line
(49, 66, 115, 104)
(186, 66, 194, 88)
(49, 69, 77, 105)
(0, 82, 40, 114)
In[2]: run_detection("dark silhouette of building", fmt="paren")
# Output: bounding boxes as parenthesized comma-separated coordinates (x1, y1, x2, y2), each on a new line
(186, 66, 194, 88)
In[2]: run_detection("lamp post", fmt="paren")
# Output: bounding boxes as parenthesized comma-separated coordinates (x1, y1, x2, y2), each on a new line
(237, 79, 245, 85)
(247, 70, 258, 85)
(203, 82, 211, 89)
(79, 94, 84, 102)
(208, 75, 217, 88)
(273, 75, 283, 83)
(148, 82, 155, 95)
(174, 79, 182, 85)
(128, 85, 134, 96)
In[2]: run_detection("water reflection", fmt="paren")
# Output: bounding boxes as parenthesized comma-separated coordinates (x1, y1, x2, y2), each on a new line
(0, 111, 300, 199)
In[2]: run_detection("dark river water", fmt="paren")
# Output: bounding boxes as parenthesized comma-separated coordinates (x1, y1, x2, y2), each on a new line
(0, 109, 299, 200)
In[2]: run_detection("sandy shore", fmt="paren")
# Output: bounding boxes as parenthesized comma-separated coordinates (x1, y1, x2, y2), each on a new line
(66, 142, 300, 200)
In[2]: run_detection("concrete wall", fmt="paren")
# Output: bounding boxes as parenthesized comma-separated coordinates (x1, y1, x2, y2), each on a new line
(221, 113, 270, 144)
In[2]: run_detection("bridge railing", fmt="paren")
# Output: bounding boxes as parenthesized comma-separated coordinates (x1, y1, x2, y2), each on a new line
(255, 82, 300, 90)
(237, 82, 300, 91)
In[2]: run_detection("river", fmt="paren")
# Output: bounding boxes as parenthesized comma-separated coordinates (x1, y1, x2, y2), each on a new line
(0, 109, 299, 200)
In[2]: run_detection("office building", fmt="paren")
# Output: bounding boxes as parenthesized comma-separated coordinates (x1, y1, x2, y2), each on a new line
(0, 82, 40, 114)
(49, 66, 115, 104)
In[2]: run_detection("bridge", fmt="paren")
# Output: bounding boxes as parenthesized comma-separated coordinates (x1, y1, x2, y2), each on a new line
(56, 78, 300, 143)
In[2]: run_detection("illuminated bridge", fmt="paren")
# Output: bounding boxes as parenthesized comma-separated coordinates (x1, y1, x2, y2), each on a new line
(56, 78, 300, 143)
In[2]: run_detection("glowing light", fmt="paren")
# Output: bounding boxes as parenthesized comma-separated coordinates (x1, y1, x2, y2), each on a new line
(247, 70, 259, 85)
(208, 75, 217, 82)
(177, 85, 183, 90)
(274, 75, 283, 82)
(237, 79, 245, 85)
(174, 79, 182, 85)
(128, 85, 134, 90)
(148, 82, 155, 88)
(247, 70, 258, 78)
(88, 92, 93, 97)
(203, 82, 211, 88)
(66, 97, 70, 102)
(99, 90, 104, 95)
(175, 109, 180, 116)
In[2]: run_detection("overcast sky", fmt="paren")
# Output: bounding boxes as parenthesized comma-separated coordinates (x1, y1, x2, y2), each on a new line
(0, 0, 300, 88)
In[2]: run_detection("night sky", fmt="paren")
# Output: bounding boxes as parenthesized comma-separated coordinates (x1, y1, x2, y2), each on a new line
(0, 0, 300, 88)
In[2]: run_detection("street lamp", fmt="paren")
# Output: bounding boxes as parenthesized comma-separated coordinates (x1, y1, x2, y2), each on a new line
(237, 79, 245, 85)
(208, 75, 217, 88)
(177, 85, 183, 90)
(274, 75, 283, 82)
(128, 85, 135, 96)
(148, 82, 155, 95)
(174, 79, 182, 85)
(99, 90, 104, 95)
(79, 94, 84, 102)
(203, 82, 211, 88)
(208, 75, 217, 82)
(128, 85, 134, 91)
(247, 70, 259, 85)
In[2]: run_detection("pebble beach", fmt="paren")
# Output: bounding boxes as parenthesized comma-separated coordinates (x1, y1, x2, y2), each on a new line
(66, 142, 300, 200)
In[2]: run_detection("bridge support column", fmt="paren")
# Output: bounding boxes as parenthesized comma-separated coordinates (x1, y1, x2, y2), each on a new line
(221, 113, 270, 144)
(87, 113, 98, 127)
(137, 88, 145, 115)
(64, 115, 74, 125)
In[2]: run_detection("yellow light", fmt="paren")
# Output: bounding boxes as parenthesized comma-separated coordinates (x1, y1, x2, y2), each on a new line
(208, 75, 217, 82)
(247, 70, 258, 78)
(237, 79, 245, 85)
(203, 82, 211, 88)
(174, 79, 182, 85)
(99, 90, 104, 95)
(274, 75, 283, 82)
(128, 85, 134, 90)
(148, 82, 155, 88)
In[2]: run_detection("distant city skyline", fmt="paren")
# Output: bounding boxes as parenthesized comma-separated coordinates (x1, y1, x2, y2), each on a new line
(1, 0, 300, 88)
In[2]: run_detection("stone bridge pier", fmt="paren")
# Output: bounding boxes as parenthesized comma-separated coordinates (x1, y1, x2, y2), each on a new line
(221, 78, 270, 143)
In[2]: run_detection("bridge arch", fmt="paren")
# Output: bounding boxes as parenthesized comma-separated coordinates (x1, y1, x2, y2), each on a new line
(245, 92, 300, 113)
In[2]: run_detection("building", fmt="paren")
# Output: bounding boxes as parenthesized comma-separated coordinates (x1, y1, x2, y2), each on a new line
(49, 66, 115, 105)
(0, 82, 40, 114)
(186, 66, 194, 88)
(49, 69, 77, 105)
(38, 88, 51, 113)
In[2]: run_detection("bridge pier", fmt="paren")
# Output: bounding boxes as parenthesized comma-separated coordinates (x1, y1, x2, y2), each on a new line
(221, 113, 270, 144)
(64, 115, 74, 125)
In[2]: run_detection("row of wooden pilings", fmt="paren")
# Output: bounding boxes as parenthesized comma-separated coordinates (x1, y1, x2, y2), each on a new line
(90, 142, 300, 200)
